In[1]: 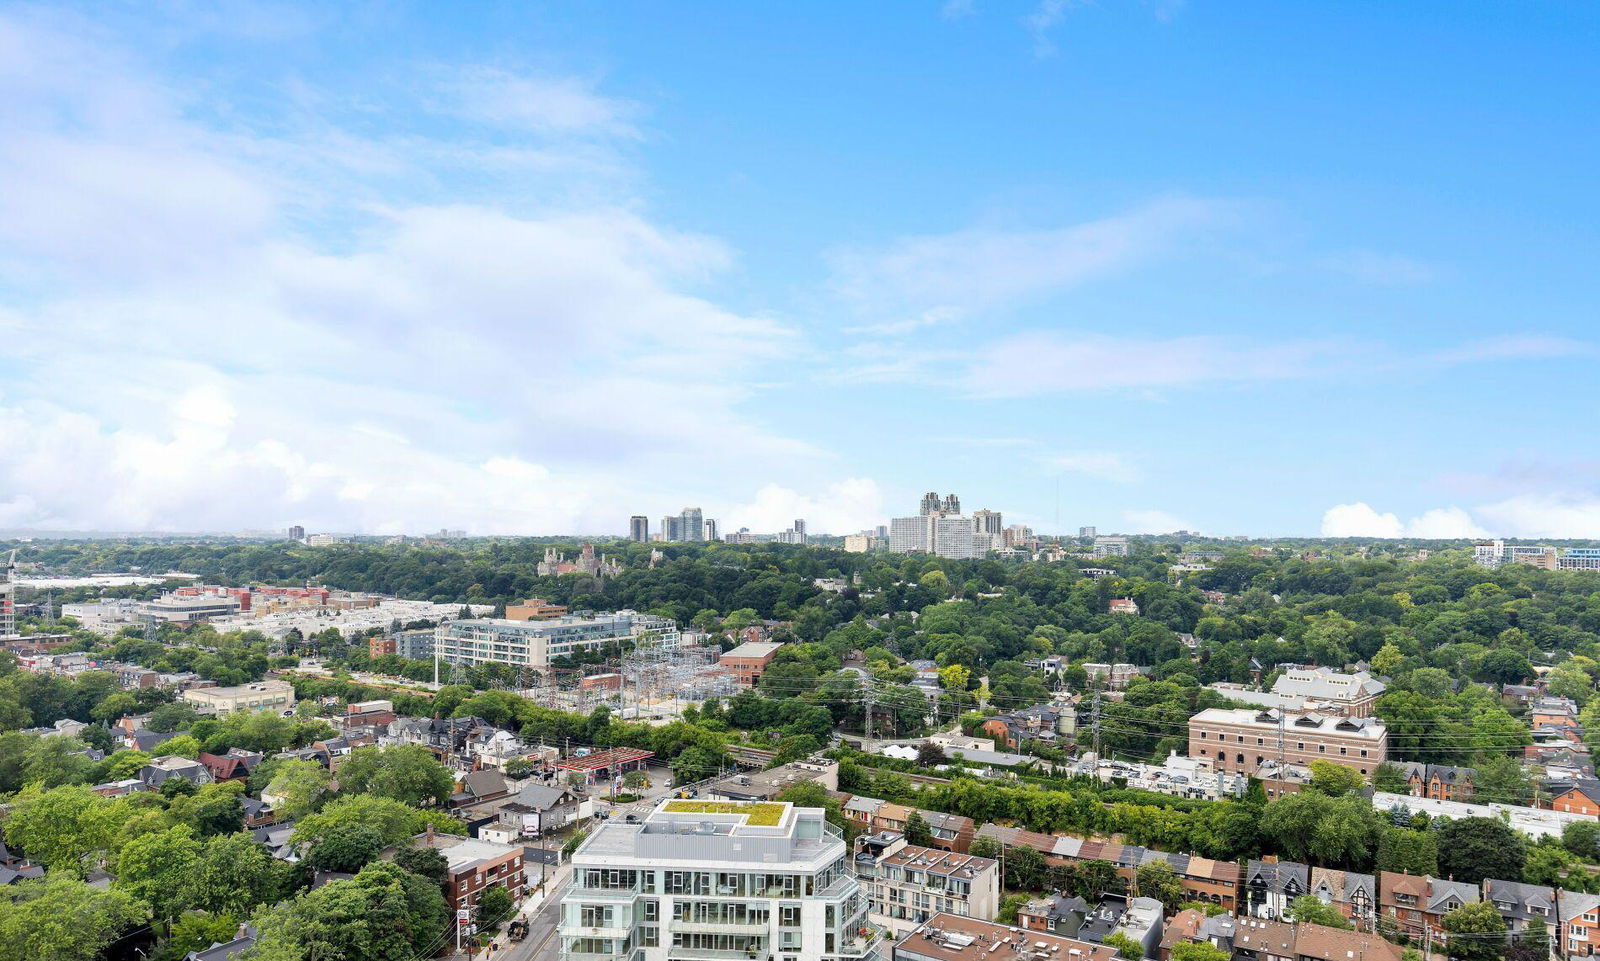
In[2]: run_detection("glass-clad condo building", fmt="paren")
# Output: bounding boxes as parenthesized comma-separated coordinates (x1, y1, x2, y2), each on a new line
(560, 799, 884, 961)
(434, 610, 680, 670)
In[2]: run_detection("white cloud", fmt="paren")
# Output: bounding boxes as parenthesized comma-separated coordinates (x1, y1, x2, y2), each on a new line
(1123, 509, 1196, 535)
(722, 479, 885, 536)
(1023, 0, 1073, 57)
(436, 67, 640, 138)
(1320, 503, 1403, 538)
(0, 9, 862, 536)
(1040, 451, 1142, 483)
(965, 331, 1335, 398)
(1474, 494, 1600, 539)
(1426, 335, 1595, 366)
(829, 196, 1232, 317)
(941, 0, 976, 19)
(1320, 502, 1488, 539)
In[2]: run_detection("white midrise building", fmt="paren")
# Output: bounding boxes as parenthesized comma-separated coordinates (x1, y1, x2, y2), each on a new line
(560, 799, 881, 961)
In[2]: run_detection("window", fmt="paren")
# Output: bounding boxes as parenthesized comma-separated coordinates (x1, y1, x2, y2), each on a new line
(780, 905, 801, 927)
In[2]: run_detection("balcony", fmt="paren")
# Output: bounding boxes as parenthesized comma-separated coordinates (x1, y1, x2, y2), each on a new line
(673, 919, 770, 935)
(568, 883, 644, 900)
(666, 947, 768, 961)
(825, 923, 889, 959)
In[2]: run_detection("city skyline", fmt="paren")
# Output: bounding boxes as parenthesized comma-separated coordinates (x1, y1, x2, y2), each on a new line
(2, 4, 1598, 538)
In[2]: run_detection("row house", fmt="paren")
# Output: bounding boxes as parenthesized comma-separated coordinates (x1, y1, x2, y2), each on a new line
(839, 795, 975, 853)
(1560, 891, 1600, 958)
(852, 832, 1000, 938)
(1483, 879, 1557, 944)
(975, 825, 1244, 914)
(1308, 867, 1376, 928)
(1181, 916, 1402, 961)
(1246, 859, 1308, 920)
(1379, 871, 1480, 945)
(1394, 762, 1476, 802)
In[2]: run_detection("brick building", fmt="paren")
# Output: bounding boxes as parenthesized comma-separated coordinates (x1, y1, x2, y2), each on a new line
(1188, 708, 1387, 776)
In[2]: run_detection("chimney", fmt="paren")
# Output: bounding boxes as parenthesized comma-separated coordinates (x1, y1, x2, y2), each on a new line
(426, 823, 436, 845)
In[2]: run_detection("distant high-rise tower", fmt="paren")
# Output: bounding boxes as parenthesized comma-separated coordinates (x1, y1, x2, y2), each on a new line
(661, 515, 682, 542)
(919, 492, 942, 516)
(680, 507, 705, 542)
(0, 550, 16, 638)
(941, 493, 960, 516)
(629, 516, 649, 542)
(705, 519, 720, 541)
(794, 519, 806, 537)
(288, 525, 306, 542)
(1079, 526, 1097, 538)
(973, 509, 1002, 535)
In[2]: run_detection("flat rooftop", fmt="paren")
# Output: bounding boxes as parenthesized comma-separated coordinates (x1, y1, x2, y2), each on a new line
(895, 913, 1117, 961)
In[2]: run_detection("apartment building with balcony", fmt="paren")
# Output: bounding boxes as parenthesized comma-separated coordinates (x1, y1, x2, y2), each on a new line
(559, 799, 881, 961)
(852, 832, 999, 938)
(435, 610, 680, 671)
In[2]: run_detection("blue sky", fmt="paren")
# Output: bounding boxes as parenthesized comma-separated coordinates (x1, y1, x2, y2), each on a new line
(0, 1, 1596, 537)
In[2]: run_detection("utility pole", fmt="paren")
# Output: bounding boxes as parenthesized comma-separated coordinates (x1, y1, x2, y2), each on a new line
(863, 678, 876, 743)
(1090, 693, 1102, 761)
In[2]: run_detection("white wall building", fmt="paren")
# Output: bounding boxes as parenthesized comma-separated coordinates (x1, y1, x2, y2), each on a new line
(852, 832, 999, 939)
(560, 799, 880, 961)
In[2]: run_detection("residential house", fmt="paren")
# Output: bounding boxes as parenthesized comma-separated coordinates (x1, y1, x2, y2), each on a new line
(1247, 859, 1309, 920)
(1379, 872, 1479, 945)
(978, 703, 1075, 751)
(1548, 780, 1600, 817)
(1083, 663, 1140, 690)
(1482, 878, 1557, 944)
(122, 728, 180, 754)
(1395, 762, 1476, 802)
(1229, 916, 1297, 961)
(1157, 909, 1208, 961)
(198, 749, 264, 782)
(1308, 867, 1376, 928)
(139, 756, 215, 790)
(495, 783, 590, 837)
(1291, 923, 1403, 961)
(1559, 890, 1600, 958)
(1018, 894, 1090, 937)
(840, 796, 975, 853)
(450, 769, 510, 809)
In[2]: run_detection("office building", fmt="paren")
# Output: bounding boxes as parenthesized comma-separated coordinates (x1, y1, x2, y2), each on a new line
(559, 798, 879, 961)
(1188, 708, 1387, 776)
(680, 507, 705, 542)
(181, 680, 295, 715)
(853, 832, 999, 938)
(287, 525, 305, 542)
(435, 610, 680, 671)
(629, 516, 649, 542)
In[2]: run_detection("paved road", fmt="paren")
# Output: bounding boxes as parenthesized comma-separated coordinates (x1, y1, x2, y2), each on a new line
(502, 864, 568, 961)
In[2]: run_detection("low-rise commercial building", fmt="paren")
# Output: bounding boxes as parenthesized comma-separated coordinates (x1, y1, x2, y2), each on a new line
(405, 831, 525, 915)
(719, 641, 784, 688)
(181, 680, 295, 715)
